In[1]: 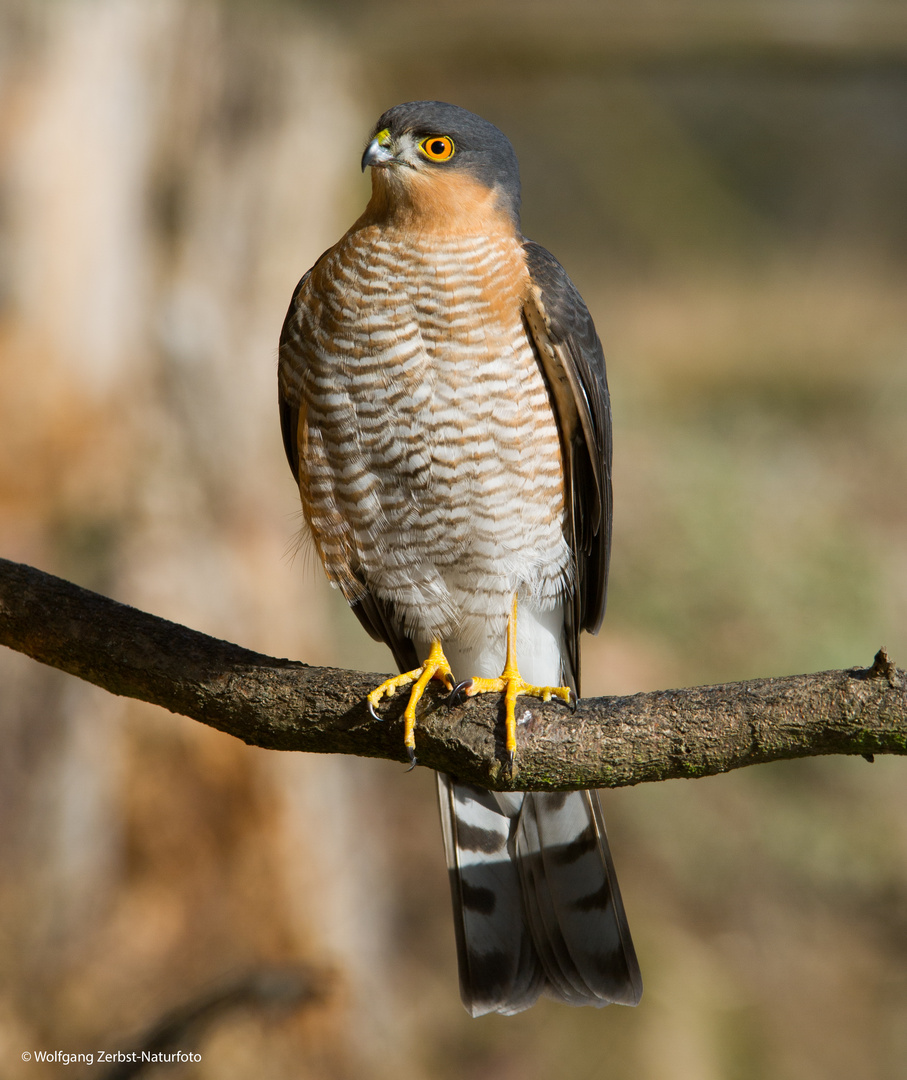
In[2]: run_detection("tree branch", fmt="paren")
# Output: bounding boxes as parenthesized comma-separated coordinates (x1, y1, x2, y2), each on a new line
(1, 557, 904, 790)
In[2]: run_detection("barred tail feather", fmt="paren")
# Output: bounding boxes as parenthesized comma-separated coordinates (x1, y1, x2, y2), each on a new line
(515, 790, 642, 1007)
(438, 776, 641, 1015)
(434, 601, 640, 1015)
(437, 775, 545, 1016)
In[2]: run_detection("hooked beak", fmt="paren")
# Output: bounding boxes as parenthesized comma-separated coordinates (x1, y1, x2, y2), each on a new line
(361, 137, 397, 172)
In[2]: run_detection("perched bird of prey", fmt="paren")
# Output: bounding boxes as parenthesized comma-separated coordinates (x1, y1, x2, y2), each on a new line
(278, 101, 641, 1016)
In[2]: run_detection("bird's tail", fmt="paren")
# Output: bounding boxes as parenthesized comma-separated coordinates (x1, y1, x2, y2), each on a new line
(437, 774, 642, 1016)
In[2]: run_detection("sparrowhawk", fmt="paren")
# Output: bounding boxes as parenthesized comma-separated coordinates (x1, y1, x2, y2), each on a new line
(278, 100, 642, 1016)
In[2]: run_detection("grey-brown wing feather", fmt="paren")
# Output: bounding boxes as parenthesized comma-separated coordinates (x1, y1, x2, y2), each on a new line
(510, 245, 640, 1012)
(522, 241, 613, 693)
(278, 271, 311, 482)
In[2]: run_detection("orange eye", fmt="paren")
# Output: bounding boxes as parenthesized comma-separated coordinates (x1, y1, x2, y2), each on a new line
(419, 135, 455, 162)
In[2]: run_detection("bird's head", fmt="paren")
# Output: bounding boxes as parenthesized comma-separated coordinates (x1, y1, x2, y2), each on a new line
(359, 101, 522, 231)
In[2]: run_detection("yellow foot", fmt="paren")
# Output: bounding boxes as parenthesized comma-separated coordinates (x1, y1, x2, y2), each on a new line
(462, 596, 571, 771)
(367, 639, 453, 766)
(464, 674, 571, 768)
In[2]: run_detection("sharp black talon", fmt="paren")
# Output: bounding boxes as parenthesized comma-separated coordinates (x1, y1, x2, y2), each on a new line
(405, 746, 417, 771)
(446, 678, 473, 707)
(367, 699, 382, 721)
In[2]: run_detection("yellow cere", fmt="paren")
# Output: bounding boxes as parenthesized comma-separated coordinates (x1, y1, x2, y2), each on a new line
(376, 128, 391, 145)
(419, 135, 455, 162)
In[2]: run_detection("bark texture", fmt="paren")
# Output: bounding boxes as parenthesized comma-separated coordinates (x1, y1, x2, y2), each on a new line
(1, 557, 904, 791)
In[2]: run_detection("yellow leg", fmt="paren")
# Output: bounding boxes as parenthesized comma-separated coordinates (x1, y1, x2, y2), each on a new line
(464, 595, 571, 767)
(367, 639, 453, 765)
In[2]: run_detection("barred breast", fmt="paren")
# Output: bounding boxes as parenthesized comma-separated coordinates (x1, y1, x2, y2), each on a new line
(279, 223, 571, 649)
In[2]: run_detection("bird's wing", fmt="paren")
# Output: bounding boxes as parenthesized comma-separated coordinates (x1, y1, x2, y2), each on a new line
(277, 270, 311, 482)
(522, 241, 613, 693)
(278, 266, 418, 672)
(514, 244, 640, 1011)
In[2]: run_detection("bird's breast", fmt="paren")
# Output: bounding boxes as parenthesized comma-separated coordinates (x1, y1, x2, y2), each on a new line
(288, 226, 571, 635)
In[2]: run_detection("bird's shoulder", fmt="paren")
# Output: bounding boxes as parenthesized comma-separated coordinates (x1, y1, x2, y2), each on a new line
(522, 241, 603, 357)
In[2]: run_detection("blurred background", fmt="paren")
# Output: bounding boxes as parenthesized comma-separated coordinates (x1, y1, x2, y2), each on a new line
(1, 0, 906, 1076)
